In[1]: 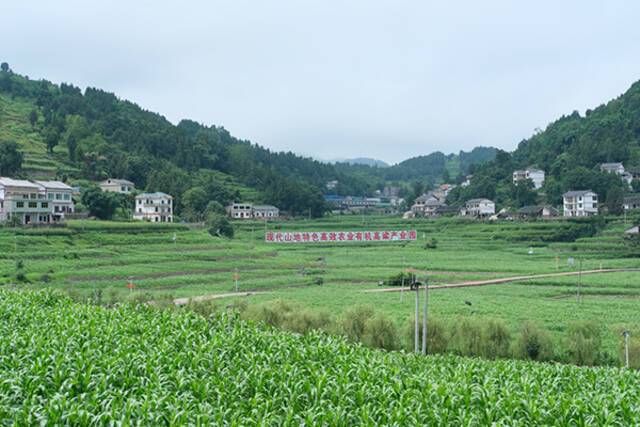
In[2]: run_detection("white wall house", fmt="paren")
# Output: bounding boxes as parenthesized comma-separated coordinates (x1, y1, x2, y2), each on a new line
(623, 195, 640, 211)
(0, 177, 52, 224)
(100, 178, 135, 194)
(133, 192, 173, 222)
(35, 181, 74, 221)
(513, 168, 545, 189)
(411, 193, 444, 217)
(462, 198, 495, 217)
(226, 203, 280, 220)
(563, 190, 598, 217)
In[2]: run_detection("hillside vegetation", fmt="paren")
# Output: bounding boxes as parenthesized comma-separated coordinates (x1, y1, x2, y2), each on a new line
(449, 80, 640, 207)
(1, 290, 639, 424)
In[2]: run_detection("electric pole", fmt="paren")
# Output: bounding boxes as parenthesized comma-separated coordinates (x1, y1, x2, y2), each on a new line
(422, 276, 428, 355)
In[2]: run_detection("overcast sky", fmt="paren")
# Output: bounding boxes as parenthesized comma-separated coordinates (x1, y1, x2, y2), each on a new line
(3, 1, 640, 164)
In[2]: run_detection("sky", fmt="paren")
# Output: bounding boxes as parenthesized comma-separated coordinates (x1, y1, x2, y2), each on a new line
(2, 1, 640, 164)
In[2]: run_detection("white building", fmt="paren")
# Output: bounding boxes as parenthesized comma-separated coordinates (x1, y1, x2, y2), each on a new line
(100, 178, 135, 194)
(513, 168, 545, 189)
(411, 193, 444, 217)
(133, 192, 173, 222)
(35, 181, 74, 221)
(0, 177, 52, 224)
(623, 194, 640, 211)
(563, 190, 598, 217)
(462, 198, 495, 217)
(226, 203, 279, 220)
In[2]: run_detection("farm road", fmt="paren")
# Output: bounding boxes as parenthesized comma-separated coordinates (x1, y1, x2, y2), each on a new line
(364, 268, 640, 293)
(173, 291, 270, 306)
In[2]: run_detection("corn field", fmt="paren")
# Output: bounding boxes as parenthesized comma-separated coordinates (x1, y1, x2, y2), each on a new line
(0, 290, 638, 425)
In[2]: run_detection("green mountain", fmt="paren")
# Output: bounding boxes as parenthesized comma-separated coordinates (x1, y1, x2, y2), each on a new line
(0, 64, 498, 217)
(448, 80, 640, 208)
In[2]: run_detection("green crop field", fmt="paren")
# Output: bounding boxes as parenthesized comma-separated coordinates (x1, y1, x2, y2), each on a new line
(2, 215, 640, 363)
(1, 290, 639, 424)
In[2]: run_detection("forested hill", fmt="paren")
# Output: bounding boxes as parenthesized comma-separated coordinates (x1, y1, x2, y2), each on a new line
(448, 80, 640, 207)
(0, 66, 378, 217)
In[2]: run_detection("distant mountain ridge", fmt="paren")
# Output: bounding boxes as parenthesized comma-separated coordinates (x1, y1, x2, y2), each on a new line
(332, 157, 389, 168)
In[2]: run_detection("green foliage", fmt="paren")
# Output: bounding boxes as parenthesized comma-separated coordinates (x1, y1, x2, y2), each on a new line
(450, 317, 484, 356)
(2, 290, 640, 424)
(81, 186, 118, 220)
(0, 140, 23, 175)
(362, 312, 399, 350)
(402, 316, 450, 354)
(565, 321, 603, 366)
(337, 305, 375, 342)
(481, 318, 511, 359)
(606, 186, 624, 215)
(206, 213, 234, 238)
(513, 322, 554, 361)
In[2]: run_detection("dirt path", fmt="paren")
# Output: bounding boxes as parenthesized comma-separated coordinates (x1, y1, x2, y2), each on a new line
(173, 291, 270, 306)
(364, 268, 640, 293)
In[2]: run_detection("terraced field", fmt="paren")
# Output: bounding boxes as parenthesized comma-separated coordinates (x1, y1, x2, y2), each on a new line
(2, 215, 639, 358)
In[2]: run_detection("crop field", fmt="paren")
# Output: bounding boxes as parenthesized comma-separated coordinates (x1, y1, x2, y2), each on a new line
(1, 290, 639, 424)
(2, 215, 639, 356)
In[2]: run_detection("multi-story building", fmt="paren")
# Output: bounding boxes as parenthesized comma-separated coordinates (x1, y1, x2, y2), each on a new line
(461, 198, 495, 218)
(411, 193, 444, 217)
(0, 177, 52, 224)
(563, 190, 598, 217)
(623, 194, 640, 211)
(36, 181, 74, 221)
(133, 192, 173, 222)
(226, 203, 280, 220)
(100, 178, 135, 194)
(513, 168, 545, 189)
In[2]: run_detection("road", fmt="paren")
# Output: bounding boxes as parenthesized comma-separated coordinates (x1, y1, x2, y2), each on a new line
(364, 268, 640, 293)
(173, 291, 270, 306)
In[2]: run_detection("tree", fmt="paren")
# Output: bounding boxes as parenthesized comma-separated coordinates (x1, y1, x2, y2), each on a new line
(28, 110, 38, 127)
(0, 140, 24, 176)
(441, 169, 451, 183)
(605, 186, 624, 215)
(206, 213, 234, 238)
(0, 62, 9, 73)
(44, 127, 60, 154)
(512, 180, 537, 208)
(181, 186, 209, 222)
(81, 186, 118, 220)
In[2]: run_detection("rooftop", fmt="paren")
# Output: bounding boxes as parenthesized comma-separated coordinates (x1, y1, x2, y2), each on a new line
(102, 178, 135, 186)
(563, 190, 595, 197)
(0, 177, 41, 189)
(35, 180, 73, 190)
(136, 192, 172, 199)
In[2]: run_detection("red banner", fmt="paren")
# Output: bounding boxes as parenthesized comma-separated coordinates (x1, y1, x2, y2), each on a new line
(265, 230, 417, 243)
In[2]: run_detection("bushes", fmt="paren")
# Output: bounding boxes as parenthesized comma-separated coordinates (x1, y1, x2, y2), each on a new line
(450, 317, 484, 357)
(337, 305, 375, 342)
(513, 322, 554, 361)
(362, 312, 399, 351)
(481, 318, 511, 359)
(402, 316, 450, 354)
(565, 321, 602, 366)
(206, 213, 234, 238)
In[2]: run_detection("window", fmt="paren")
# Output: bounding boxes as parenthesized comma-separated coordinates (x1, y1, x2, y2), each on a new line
(29, 202, 37, 208)
(41, 202, 48, 208)
(48, 193, 53, 200)
(63, 194, 70, 200)
(121, 186, 126, 192)
(56, 193, 62, 200)
(30, 193, 37, 199)
(16, 201, 24, 208)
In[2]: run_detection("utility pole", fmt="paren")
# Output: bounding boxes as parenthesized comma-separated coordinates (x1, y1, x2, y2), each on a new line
(414, 274, 419, 353)
(422, 275, 428, 355)
(577, 258, 583, 303)
(623, 331, 630, 368)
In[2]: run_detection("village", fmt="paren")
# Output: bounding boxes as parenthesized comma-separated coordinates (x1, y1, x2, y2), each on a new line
(2, 161, 640, 228)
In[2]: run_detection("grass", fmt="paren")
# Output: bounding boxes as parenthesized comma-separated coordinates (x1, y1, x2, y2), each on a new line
(2, 215, 640, 357)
